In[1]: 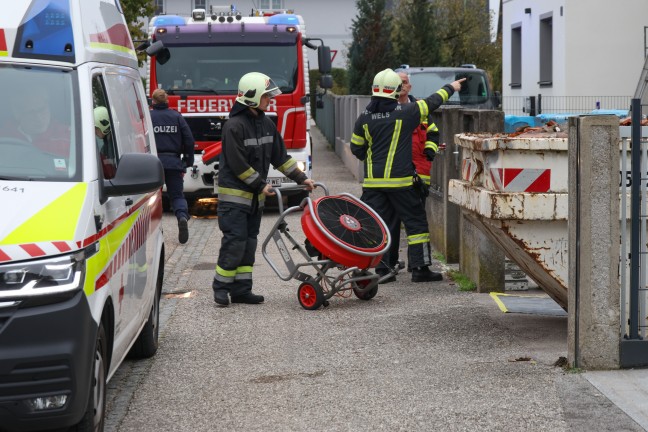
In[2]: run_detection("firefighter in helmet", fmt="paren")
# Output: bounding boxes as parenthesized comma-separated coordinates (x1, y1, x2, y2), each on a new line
(350, 69, 464, 283)
(94, 106, 116, 179)
(212, 72, 315, 307)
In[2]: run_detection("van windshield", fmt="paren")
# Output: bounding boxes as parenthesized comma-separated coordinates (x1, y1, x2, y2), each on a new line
(409, 70, 490, 106)
(0, 65, 80, 182)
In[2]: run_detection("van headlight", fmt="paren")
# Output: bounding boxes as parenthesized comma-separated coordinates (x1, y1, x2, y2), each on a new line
(0, 247, 90, 304)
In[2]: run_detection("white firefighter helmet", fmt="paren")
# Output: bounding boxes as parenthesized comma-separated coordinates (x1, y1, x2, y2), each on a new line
(94, 106, 111, 135)
(236, 72, 281, 108)
(372, 68, 402, 99)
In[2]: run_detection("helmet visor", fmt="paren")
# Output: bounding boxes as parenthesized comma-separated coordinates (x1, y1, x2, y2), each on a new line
(264, 87, 282, 99)
(264, 78, 282, 98)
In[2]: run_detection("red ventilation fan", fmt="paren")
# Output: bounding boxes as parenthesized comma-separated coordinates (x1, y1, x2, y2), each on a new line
(301, 195, 387, 269)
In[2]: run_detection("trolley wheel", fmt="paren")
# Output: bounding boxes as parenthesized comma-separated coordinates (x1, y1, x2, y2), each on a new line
(353, 277, 379, 301)
(298, 281, 325, 310)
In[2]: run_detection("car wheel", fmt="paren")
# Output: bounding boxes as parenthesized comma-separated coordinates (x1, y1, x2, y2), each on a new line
(128, 264, 162, 359)
(72, 322, 107, 432)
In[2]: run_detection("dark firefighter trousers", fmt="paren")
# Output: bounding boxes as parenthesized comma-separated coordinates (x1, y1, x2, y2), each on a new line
(361, 187, 431, 271)
(212, 205, 263, 298)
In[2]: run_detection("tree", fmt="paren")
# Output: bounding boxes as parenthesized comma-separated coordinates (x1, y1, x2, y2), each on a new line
(120, 0, 155, 64)
(391, 0, 442, 68)
(434, 0, 501, 90)
(347, 0, 397, 95)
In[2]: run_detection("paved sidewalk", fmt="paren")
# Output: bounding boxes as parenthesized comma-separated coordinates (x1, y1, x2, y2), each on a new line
(105, 125, 647, 432)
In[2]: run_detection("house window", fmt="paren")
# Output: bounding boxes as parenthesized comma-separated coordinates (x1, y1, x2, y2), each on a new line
(154, 0, 163, 15)
(194, 0, 206, 9)
(539, 14, 553, 87)
(511, 24, 522, 88)
(259, 0, 284, 9)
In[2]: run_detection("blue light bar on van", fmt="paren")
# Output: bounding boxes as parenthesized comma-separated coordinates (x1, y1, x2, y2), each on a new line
(153, 15, 187, 27)
(13, 0, 75, 63)
(267, 14, 300, 26)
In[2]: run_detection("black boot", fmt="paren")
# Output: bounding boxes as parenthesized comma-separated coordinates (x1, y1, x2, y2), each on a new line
(231, 292, 264, 304)
(411, 266, 443, 282)
(213, 290, 229, 306)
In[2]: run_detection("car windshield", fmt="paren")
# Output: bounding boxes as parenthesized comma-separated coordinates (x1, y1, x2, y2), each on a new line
(154, 45, 298, 94)
(0, 65, 80, 181)
(409, 70, 490, 105)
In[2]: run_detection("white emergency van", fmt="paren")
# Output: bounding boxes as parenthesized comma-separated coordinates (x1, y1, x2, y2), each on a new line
(0, 1, 165, 431)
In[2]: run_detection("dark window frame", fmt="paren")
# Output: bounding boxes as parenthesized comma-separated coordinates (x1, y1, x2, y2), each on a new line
(539, 12, 553, 88)
(510, 23, 522, 88)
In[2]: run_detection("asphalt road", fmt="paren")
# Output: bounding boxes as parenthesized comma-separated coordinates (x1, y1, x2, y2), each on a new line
(104, 126, 645, 432)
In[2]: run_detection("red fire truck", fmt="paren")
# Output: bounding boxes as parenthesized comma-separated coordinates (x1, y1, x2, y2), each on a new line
(143, 6, 332, 207)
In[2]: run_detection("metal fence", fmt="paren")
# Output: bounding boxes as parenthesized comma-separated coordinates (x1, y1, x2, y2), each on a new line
(619, 126, 647, 342)
(619, 98, 648, 367)
(502, 95, 632, 116)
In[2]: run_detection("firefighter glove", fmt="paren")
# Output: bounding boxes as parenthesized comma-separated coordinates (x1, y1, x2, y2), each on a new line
(424, 148, 436, 161)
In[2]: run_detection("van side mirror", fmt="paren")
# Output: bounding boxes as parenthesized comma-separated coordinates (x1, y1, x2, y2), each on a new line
(104, 153, 164, 197)
(317, 45, 332, 74)
(146, 40, 171, 65)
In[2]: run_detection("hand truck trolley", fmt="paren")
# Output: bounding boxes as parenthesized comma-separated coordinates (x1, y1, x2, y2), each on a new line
(261, 183, 392, 310)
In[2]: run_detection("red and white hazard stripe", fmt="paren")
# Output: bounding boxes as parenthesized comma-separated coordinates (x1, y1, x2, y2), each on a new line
(462, 159, 478, 182)
(0, 241, 78, 263)
(489, 168, 551, 192)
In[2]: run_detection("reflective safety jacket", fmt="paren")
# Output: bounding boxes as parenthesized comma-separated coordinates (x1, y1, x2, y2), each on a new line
(217, 102, 307, 211)
(408, 95, 440, 186)
(351, 84, 454, 189)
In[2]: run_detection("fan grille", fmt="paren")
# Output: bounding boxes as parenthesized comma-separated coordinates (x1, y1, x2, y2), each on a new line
(314, 196, 386, 251)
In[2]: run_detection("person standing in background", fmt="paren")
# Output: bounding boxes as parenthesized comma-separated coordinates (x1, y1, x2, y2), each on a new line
(350, 69, 463, 283)
(150, 88, 195, 244)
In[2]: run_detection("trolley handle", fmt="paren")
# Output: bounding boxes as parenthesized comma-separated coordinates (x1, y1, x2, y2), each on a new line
(270, 182, 328, 214)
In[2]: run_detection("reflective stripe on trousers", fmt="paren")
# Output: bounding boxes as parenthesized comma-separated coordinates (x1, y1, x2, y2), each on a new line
(360, 187, 431, 270)
(212, 205, 262, 297)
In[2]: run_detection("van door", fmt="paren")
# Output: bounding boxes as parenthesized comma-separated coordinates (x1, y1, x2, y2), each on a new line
(91, 72, 138, 361)
(102, 67, 159, 351)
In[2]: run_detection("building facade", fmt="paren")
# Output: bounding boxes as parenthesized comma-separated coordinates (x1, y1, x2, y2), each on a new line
(502, 0, 648, 113)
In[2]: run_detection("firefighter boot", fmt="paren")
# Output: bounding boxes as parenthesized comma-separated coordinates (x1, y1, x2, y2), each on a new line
(411, 266, 443, 282)
(213, 290, 229, 306)
(231, 293, 265, 304)
(212, 279, 229, 306)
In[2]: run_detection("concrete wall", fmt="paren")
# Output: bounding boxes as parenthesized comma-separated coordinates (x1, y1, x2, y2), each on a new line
(568, 115, 620, 369)
(450, 110, 506, 292)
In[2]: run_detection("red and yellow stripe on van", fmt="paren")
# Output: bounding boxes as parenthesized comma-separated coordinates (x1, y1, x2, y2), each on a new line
(0, 182, 162, 297)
